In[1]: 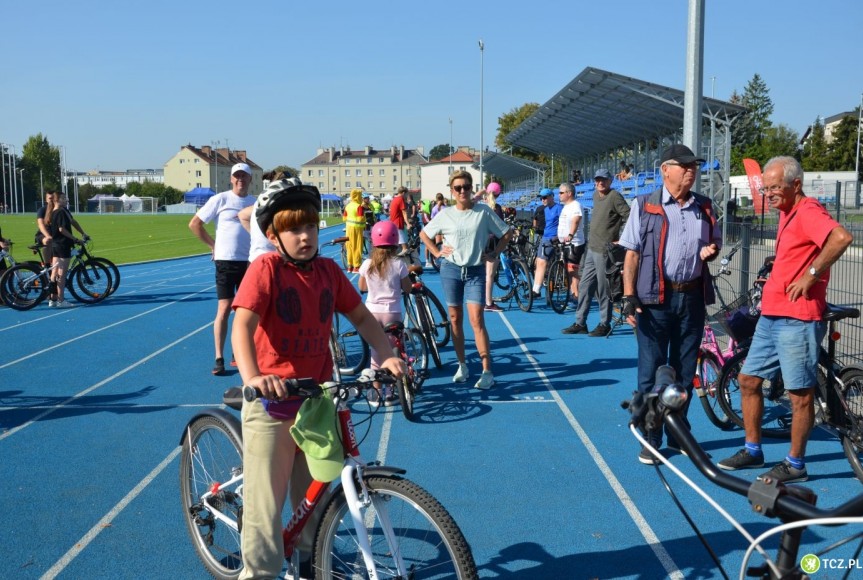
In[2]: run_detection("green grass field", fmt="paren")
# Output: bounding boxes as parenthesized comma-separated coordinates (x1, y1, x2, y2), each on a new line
(0, 213, 345, 265)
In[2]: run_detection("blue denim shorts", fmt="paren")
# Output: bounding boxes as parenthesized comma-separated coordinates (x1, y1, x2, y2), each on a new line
(741, 316, 826, 390)
(439, 260, 485, 307)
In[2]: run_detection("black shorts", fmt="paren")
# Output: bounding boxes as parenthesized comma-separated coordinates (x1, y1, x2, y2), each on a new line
(215, 260, 249, 300)
(52, 240, 73, 259)
(564, 244, 585, 266)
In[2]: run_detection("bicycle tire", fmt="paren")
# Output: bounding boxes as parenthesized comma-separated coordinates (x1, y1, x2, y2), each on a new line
(179, 414, 244, 580)
(492, 259, 513, 294)
(340, 243, 348, 270)
(716, 349, 792, 439)
(333, 313, 370, 376)
(839, 369, 863, 484)
(68, 261, 112, 304)
(92, 257, 121, 296)
(416, 294, 442, 369)
(511, 259, 533, 312)
(694, 350, 734, 430)
(547, 260, 569, 314)
(422, 288, 450, 348)
(313, 474, 478, 579)
(329, 330, 343, 384)
(0, 263, 47, 310)
(405, 327, 428, 374)
(395, 345, 417, 420)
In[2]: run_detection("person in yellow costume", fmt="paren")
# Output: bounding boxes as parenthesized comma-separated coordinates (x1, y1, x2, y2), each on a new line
(343, 188, 366, 273)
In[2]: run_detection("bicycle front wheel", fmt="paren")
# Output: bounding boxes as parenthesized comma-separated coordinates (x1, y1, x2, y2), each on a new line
(0, 263, 47, 310)
(314, 475, 478, 580)
(716, 349, 792, 438)
(68, 261, 112, 304)
(511, 259, 533, 312)
(92, 257, 121, 295)
(547, 260, 569, 314)
(695, 350, 733, 430)
(179, 414, 244, 580)
(839, 369, 863, 484)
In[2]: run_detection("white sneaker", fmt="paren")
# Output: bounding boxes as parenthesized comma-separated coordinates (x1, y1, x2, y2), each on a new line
(55, 300, 74, 309)
(48, 300, 58, 308)
(424, 262, 433, 268)
(368, 389, 382, 408)
(474, 371, 495, 390)
(453, 362, 469, 383)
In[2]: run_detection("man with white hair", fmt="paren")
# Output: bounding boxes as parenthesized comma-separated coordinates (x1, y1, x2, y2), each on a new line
(189, 162, 256, 375)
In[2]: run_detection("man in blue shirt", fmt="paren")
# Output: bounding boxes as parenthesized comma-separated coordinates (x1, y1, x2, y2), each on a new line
(531, 188, 563, 297)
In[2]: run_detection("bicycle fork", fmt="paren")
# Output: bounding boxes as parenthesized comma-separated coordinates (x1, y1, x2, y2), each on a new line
(340, 460, 407, 580)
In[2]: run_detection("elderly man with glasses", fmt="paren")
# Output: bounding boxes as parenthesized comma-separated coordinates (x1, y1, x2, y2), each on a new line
(717, 156, 853, 483)
(618, 144, 722, 465)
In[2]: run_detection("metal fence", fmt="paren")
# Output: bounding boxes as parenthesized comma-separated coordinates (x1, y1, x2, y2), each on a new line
(714, 221, 863, 367)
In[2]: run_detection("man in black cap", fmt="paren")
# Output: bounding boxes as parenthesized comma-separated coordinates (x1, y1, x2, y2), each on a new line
(617, 144, 722, 464)
(563, 168, 630, 336)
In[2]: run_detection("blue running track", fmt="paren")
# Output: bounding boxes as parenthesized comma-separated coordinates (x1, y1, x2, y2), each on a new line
(3, 225, 863, 579)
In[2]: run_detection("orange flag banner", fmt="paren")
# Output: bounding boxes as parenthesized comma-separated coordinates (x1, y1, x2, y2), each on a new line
(742, 158, 767, 216)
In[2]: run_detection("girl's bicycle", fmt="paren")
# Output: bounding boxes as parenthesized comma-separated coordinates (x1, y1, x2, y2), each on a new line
(382, 321, 428, 420)
(490, 237, 533, 312)
(179, 370, 477, 579)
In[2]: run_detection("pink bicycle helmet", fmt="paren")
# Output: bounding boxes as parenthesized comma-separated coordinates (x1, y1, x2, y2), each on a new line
(486, 182, 501, 196)
(371, 220, 399, 247)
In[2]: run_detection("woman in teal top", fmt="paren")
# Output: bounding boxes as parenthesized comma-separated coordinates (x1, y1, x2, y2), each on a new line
(420, 170, 512, 390)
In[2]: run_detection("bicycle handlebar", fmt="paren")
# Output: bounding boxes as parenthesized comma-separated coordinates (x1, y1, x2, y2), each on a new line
(242, 369, 396, 403)
(719, 240, 742, 267)
(624, 366, 863, 523)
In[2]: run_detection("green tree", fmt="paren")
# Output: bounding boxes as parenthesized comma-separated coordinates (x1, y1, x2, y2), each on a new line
(730, 74, 775, 173)
(826, 111, 862, 175)
(21, 133, 62, 210)
(428, 144, 452, 160)
(753, 124, 799, 162)
(801, 117, 830, 171)
(495, 103, 541, 161)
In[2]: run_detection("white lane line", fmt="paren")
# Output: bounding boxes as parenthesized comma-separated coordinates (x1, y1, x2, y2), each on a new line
(40, 446, 181, 580)
(0, 286, 214, 370)
(375, 408, 394, 465)
(0, 322, 212, 441)
(498, 313, 684, 580)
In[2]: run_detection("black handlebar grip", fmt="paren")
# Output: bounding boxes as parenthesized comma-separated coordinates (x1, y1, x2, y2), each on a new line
(242, 386, 260, 402)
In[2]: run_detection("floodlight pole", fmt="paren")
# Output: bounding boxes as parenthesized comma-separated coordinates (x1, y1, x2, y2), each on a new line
(479, 39, 484, 188)
(855, 92, 862, 202)
(449, 117, 453, 175)
(682, 0, 705, 165)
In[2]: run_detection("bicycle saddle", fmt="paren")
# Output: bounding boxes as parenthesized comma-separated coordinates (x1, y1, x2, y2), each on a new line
(824, 304, 860, 322)
(383, 321, 405, 334)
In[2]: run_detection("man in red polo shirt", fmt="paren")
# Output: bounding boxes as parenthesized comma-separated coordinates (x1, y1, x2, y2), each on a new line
(389, 185, 409, 254)
(718, 156, 853, 483)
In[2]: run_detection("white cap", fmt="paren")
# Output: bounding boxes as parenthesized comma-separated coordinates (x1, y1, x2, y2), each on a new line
(231, 162, 251, 175)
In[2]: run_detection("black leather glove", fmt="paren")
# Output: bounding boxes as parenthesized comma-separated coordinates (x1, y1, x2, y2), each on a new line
(622, 295, 642, 318)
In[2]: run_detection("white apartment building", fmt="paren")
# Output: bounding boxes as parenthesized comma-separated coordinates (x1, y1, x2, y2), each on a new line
(300, 145, 427, 198)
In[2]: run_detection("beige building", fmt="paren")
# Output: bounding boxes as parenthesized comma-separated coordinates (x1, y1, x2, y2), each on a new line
(300, 145, 427, 198)
(419, 149, 480, 202)
(164, 144, 263, 193)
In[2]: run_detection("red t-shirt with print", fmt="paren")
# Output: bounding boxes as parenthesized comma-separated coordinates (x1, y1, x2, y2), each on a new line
(233, 254, 362, 382)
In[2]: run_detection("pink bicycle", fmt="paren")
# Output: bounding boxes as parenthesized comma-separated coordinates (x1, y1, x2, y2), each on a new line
(693, 242, 745, 430)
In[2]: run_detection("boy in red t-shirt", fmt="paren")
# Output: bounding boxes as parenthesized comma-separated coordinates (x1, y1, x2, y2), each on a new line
(231, 179, 405, 579)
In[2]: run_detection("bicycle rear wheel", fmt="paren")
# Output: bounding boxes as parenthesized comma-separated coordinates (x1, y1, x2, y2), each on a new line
(179, 414, 244, 580)
(416, 294, 442, 369)
(333, 313, 370, 376)
(839, 369, 863, 484)
(547, 260, 569, 314)
(0, 263, 47, 310)
(314, 474, 478, 579)
(68, 261, 112, 304)
(491, 259, 513, 296)
(716, 349, 792, 438)
(694, 350, 734, 430)
(511, 259, 533, 312)
(92, 257, 121, 295)
(422, 288, 450, 348)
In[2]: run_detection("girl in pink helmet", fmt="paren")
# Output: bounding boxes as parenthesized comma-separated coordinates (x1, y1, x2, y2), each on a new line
(358, 220, 413, 406)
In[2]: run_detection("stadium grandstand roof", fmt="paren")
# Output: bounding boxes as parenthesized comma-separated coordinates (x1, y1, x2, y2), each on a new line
(475, 151, 547, 181)
(505, 67, 747, 159)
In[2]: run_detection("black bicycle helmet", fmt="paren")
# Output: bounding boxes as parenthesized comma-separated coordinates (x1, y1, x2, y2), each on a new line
(255, 178, 322, 233)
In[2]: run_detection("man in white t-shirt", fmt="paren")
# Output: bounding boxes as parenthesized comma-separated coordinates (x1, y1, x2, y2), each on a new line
(557, 181, 585, 305)
(189, 162, 256, 375)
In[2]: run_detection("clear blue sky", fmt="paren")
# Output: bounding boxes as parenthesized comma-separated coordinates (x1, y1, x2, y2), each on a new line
(2, 0, 860, 173)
